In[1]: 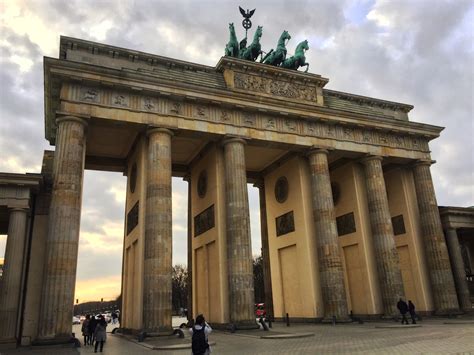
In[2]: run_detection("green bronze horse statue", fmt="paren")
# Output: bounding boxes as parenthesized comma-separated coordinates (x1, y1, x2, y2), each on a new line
(281, 39, 310, 72)
(225, 23, 239, 57)
(261, 30, 291, 66)
(239, 25, 263, 61)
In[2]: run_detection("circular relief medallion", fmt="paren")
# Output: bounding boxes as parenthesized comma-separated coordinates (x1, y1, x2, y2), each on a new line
(275, 176, 289, 203)
(197, 170, 207, 198)
(129, 163, 137, 194)
(331, 182, 340, 206)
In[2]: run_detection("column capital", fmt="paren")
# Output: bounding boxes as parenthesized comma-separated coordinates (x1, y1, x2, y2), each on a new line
(146, 127, 174, 137)
(56, 115, 88, 127)
(253, 178, 264, 189)
(306, 147, 329, 157)
(222, 136, 247, 147)
(360, 154, 383, 165)
(9, 207, 28, 213)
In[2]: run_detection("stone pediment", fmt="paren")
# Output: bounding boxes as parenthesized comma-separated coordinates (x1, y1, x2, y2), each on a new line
(216, 56, 328, 106)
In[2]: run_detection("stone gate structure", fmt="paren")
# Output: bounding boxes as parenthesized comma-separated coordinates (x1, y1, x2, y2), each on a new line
(0, 36, 472, 345)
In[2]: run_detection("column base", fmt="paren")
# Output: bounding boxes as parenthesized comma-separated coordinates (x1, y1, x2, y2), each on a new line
(321, 316, 352, 323)
(32, 335, 79, 347)
(434, 309, 463, 317)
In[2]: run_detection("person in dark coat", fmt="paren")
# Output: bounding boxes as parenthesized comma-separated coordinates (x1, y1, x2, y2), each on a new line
(94, 315, 107, 353)
(88, 315, 98, 344)
(81, 314, 91, 345)
(397, 298, 409, 325)
(408, 300, 417, 324)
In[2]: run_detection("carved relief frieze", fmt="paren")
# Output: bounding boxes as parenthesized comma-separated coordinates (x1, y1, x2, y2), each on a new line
(142, 96, 157, 111)
(195, 105, 208, 118)
(242, 111, 256, 127)
(81, 87, 100, 103)
(234, 72, 318, 103)
(264, 116, 277, 130)
(112, 92, 129, 107)
(169, 101, 182, 115)
(72, 85, 429, 153)
(219, 109, 232, 122)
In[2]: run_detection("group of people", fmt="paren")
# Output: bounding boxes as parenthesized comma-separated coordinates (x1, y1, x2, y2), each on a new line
(397, 298, 418, 324)
(81, 314, 108, 352)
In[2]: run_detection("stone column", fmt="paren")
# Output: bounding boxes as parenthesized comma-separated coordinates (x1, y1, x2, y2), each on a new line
(361, 156, 404, 317)
(412, 161, 459, 313)
(38, 116, 87, 340)
(308, 149, 349, 321)
(254, 179, 274, 320)
(0, 208, 28, 341)
(143, 128, 173, 332)
(445, 228, 471, 311)
(184, 174, 193, 321)
(223, 137, 255, 327)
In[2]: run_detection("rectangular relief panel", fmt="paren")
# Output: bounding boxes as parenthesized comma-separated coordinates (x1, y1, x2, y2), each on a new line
(194, 204, 215, 237)
(391, 214, 406, 236)
(275, 211, 295, 237)
(336, 212, 356, 236)
(126, 201, 139, 235)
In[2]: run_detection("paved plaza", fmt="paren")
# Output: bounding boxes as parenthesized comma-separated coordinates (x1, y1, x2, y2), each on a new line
(1, 317, 473, 354)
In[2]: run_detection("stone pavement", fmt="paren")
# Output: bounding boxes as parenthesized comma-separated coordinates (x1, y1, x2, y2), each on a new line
(1, 317, 473, 354)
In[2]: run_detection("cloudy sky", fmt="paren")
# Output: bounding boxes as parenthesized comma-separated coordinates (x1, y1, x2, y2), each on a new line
(1, 0, 473, 302)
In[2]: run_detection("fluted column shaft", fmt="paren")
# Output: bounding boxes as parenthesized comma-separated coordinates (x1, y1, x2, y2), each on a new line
(143, 128, 173, 332)
(255, 180, 274, 320)
(38, 116, 87, 340)
(223, 138, 255, 325)
(0, 208, 28, 341)
(362, 156, 404, 317)
(185, 175, 193, 321)
(413, 162, 459, 313)
(445, 228, 471, 311)
(308, 149, 349, 320)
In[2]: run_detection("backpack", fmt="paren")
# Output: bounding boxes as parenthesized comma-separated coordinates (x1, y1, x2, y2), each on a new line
(191, 326, 209, 355)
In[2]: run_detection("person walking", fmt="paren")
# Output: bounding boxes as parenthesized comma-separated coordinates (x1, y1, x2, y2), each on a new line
(408, 300, 417, 324)
(189, 314, 212, 355)
(111, 311, 118, 325)
(88, 315, 98, 345)
(94, 315, 107, 353)
(397, 298, 409, 325)
(81, 314, 91, 345)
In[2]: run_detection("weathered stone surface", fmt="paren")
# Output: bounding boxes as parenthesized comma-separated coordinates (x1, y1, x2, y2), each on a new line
(223, 137, 255, 325)
(0, 208, 28, 341)
(413, 162, 459, 313)
(445, 228, 471, 311)
(38, 116, 87, 340)
(308, 149, 349, 320)
(255, 180, 274, 319)
(362, 156, 404, 317)
(143, 128, 173, 332)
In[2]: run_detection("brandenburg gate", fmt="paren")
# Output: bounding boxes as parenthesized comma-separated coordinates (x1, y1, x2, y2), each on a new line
(1, 34, 470, 345)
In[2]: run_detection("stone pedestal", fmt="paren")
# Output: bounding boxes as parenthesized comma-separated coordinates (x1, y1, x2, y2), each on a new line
(308, 149, 349, 321)
(0, 208, 28, 341)
(362, 156, 404, 317)
(38, 116, 87, 340)
(223, 137, 255, 326)
(143, 128, 173, 332)
(255, 180, 274, 320)
(445, 228, 471, 311)
(412, 161, 459, 313)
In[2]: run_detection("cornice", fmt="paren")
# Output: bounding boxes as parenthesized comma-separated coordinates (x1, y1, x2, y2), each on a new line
(324, 89, 413, 113)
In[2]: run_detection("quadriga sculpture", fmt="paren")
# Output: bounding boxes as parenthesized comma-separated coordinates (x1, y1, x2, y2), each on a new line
(261, 30, 291, 66)
(225, 23, 239, 57)
(239, 25, 263, 61)
(281, 39, 310, 72)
